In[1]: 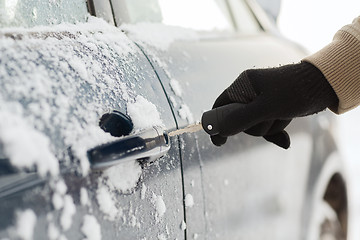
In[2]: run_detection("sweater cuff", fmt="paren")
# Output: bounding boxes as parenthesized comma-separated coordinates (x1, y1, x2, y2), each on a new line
(303, 30, 360, 114)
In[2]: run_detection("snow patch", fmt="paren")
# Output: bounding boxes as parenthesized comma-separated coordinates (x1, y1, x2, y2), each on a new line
(47, 223, 60, 240)
(80, 187, 90, 206)
(178, 104, 194, 123)
(103, 160, 142, 193)
(55, 180, 68, 195)
(169, 96, 177, 108)
(81, 215, 102, 240)
(96, 184, 121, 221)
(52, 192, 64, 210)
(121, 22, 198, 51)
(185, 194, 194, 208)
(127, 96, 164, 130)
(181, 220, 187, 230)
(152, 193, 166, 221)
(141, 183, 147, 200)
(0, 110, 59, 176)
(15, 209, 37, 240)
(170, 79, 182, 97)
(60, 195, 76, 231)
(96, 161, 142, 221)
(52, 179, 68, 210)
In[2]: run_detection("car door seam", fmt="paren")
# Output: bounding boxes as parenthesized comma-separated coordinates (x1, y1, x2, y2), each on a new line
(195, 135, 209, 240)
(132, 42, 179, 129)
(177, 136, 188, 240)
(132, 42, 188, 240)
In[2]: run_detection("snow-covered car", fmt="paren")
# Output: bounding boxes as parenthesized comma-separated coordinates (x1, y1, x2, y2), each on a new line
(0, 0, 348, 239)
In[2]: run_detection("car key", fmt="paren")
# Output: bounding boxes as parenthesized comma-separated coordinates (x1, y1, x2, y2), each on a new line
(167, 122, 203, 136)
(168, 103, 243, 136)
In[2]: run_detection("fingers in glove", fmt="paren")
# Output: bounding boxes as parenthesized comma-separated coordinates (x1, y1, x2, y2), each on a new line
(263, 120, 291, 149)
(211, 135, 227, 146)
(244, 120, 274, 136)
(244, 119, 291, 137)
(266, 119, 292, 136)
(213, 90, 233, 109)
(243, 119, 291, 149)
(218, 99, 267, 137)
(263, 130, 290, 149)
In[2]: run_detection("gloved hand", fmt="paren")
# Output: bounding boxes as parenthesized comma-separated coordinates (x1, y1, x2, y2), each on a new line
(209, 61, 339, 149)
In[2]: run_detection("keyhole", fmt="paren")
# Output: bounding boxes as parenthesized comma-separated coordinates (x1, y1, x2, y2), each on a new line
(99, 110, 133, 137)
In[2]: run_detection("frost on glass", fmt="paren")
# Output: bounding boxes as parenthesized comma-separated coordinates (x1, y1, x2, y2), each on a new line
(0, 0, 88, 28)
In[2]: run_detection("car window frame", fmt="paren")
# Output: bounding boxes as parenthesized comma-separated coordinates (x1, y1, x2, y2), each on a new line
(87, 0, 115, 25)
(0, 0, 89, 28)
(89, 0, 271, 36)
(225, 0, 263, 34)
(104, 0, 238, 33)
(240, 0, 279, 34)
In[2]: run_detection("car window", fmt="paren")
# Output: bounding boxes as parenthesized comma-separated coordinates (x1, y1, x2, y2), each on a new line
(228, 0, 261, 33)
(0, 0, 88, 28)
(112, 0, 234, 31)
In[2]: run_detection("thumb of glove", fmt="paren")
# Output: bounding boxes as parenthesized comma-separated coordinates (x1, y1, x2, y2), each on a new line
(264, 131, 290, 149)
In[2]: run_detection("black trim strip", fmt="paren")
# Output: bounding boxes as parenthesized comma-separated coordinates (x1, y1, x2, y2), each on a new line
(109, 0, 118, 26)
(87, 0, 96, 16)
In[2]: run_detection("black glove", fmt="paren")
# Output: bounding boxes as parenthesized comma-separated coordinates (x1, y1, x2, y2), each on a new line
(210, 61, 338, 149)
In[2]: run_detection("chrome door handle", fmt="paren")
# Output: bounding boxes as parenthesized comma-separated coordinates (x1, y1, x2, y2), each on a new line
(88, 126, 170, 170)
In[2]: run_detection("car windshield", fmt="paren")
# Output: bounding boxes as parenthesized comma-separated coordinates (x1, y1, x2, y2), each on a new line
(118, 0, 234, 31)
(0, 0, 88, 28)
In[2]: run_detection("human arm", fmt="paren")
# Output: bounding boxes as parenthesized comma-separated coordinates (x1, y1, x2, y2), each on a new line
(304, 16, 360, 113)
(207, 17, 360, 148)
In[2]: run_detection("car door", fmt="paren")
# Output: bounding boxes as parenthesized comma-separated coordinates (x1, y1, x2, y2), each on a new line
(111, 0, 319, 239)
(0, 1, 185, 239)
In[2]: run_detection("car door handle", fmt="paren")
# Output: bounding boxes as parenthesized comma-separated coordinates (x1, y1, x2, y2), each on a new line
(87, 126, 170, 170)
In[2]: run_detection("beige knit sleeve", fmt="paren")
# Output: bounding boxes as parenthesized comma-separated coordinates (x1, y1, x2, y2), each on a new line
(303, 16, 360, 114)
